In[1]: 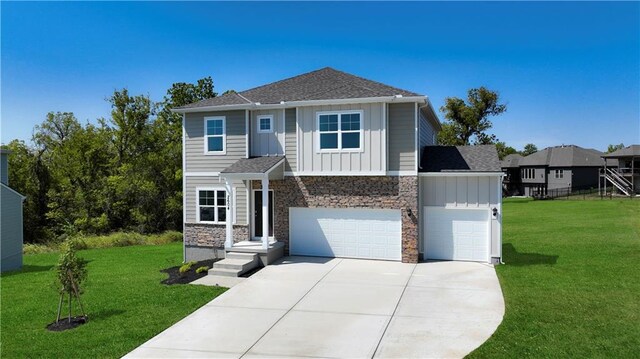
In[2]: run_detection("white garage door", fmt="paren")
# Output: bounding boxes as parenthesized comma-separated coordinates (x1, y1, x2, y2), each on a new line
(424, 207, 490, 262)
(290, 208, 402, 261)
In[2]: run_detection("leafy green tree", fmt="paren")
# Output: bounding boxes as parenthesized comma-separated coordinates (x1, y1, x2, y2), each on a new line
(495, 142, 518, 160)
(55, 240, 88, 322)
(521, 143, 538, 156)
(606, 143, 625, 153)
(437, 87, 507, 145)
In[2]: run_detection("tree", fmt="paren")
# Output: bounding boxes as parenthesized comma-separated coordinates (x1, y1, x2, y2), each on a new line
(521, 143, 538, 156)
(54, 240, 88, 324)
(606, 143, 625, 153)
(495, 142, 518, 160)
(437, 87, 507, 145)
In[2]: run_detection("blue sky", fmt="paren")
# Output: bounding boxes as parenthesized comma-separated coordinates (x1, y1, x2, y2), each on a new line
(2, 1, 639, 151)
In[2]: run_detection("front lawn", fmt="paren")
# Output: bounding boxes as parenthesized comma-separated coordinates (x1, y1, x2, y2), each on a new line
(470, 199, 640, 357)
(1, 242, 225, 358)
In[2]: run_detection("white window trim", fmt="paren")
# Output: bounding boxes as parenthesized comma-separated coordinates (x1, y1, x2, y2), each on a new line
(316, 110, 364, 153)
(257, 114, 274, 134)
(196, 187, 228, 224)
(203, 116, 226, 155)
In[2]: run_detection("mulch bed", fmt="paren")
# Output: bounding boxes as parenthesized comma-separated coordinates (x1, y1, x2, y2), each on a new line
(46, 316, 88, 331)
(161, 259, 220, 285)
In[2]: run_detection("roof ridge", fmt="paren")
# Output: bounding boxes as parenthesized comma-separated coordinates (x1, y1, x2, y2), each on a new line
(327, 67, 423, 96)
(238, 67, 332, 100)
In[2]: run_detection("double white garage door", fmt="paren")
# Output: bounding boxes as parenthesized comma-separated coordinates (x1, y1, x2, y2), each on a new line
(288, 206, 491, 262)
(290, 208, 402, 261)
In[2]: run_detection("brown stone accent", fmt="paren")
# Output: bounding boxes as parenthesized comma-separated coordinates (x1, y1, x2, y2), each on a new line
(184, 223, 249, 248)
(253, 176, 419, 263)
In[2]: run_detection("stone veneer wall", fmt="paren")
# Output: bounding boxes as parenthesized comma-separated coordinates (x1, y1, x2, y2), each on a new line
(184, 223, 249, 248)
(253, 176, 419, 263)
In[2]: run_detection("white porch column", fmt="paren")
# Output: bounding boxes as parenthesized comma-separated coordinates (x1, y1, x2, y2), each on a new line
(224, 181, 233, 249)
(261, 177, 269, 249)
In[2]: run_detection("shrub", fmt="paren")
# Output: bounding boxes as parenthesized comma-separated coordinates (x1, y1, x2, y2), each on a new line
(179, 261, 197, 275)
(23, 243, 58, 255)
(54, 239, 88, 322)
(195, 266, 209, 274)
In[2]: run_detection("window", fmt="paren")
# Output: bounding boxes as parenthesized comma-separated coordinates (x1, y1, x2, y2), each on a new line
(555, 169, 564, 179)
(197, 189, 227, 223)
(317, 111, 362, 151)
(204, 117, 225, 153)
(257, 115, 273, 133)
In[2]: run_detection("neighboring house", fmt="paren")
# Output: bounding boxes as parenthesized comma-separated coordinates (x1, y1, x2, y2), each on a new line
(1, 149, 25, 272)
(501, 153, 524, 196)
(601, 145, 639, 196)
(173, 67, 503, 266)
(518, 145, 604, 197)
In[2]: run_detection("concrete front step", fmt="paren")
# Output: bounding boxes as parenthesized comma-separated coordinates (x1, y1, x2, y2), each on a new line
(208, 252, 259, 277)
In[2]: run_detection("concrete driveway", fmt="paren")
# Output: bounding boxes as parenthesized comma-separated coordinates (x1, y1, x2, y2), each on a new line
(125, 257, 504, 359)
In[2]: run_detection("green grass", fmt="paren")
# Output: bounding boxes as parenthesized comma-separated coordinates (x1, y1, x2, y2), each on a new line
(1, 242, 225, 358)
(23, 231, 183, 254)
(469, 199, 640, 358)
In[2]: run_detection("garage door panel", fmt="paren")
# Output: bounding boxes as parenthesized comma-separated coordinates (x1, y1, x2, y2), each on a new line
(425, 208, 489, 263)
(290, 208, 401, 261)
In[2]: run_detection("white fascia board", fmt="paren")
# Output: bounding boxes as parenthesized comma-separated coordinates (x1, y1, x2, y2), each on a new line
(284, 171, 387, 177)
(419, 172, 505, 177)
(171, 96, 428, 114)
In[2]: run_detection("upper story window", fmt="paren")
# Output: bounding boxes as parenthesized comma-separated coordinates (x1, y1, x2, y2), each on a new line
(257, 115, 273, 133)
(317, 111, 363, 151)
(555, 169, 564, 179)
(204, 116, 225, 154)
(522, 168, 535, 179)
(197, 188, 227, 223)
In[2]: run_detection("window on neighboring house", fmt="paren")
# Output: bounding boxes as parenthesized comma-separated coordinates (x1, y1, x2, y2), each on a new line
(318, 111, 362, 151)
(257, 115, 273, 133)
(197, 189, 227, 223)
(555, 169, 564, 179)
(205, 117, 225, 153)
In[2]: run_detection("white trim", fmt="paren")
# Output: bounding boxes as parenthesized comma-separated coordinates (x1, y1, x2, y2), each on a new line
(203, 116, 226, 155)
(195, 186, 228, 224)
(414, 102, 419, 173)
(281, 108, 286, 156)
(184, 171, 220, 177)
(245, 110, 249, 158)
(295, 107, 300, 171)
(284, 171, 386, 177)
(181, 114, 186, 262)
(232, 187, 237, 225)
(257, 114, 274, 133)
(383, 102, 388, 172)
(250, 188, 275, 240)
(387, 171, 415, 176)
(419, 172, 505, 177)
(246, 183, 251, 227)
(316, 110, 364, 153)
(171, 95, 428, 113)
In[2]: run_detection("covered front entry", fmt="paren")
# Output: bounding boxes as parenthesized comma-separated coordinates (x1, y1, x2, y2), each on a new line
(252, 190, 274, 238)
(424, 207, 490, 262)
(289, 208, 402, 261)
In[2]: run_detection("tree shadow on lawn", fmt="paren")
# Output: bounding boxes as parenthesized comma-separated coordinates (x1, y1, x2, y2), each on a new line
(1, 264, 55, 277)
(89, 308, 126, 321)
(503, 243, 558, 266)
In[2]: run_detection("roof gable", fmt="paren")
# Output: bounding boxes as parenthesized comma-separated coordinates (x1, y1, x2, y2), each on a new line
(420, 145, 501, 172)
(520, 145, 604, 167)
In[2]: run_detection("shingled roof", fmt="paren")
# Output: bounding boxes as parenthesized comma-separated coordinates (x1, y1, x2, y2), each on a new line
(220, 156, 284, 174)
(601, 145, 640, 158)
(501, 153, 523, 168)
(420, 145, 502, 172)
(177, 67, 423, 110)
(519, 145, 605, 167)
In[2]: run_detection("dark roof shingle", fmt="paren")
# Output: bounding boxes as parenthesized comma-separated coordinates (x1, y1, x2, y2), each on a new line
(519, 145, 605, 167)
(420, 145, 502, 172)
(601, 145, 640, 158)
(178, 67, 423, 109)
(220, 156, 284, 174)
(501, 153, 523, 168)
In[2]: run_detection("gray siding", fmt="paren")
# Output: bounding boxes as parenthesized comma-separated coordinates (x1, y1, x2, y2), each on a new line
(184, 110, 247, 172)
(566, 167, 599, 189)
(250, 109, 284, 156)
(521, 167, 546, 184)
(419, 175, 502, 259)
(418, 111, 437, 166)
(297, 103, 386, 174)
(388, 103, 416, 172)
(285, 108, 297, 172)
(1, 185, 23, 272)
(185, 176, 248, 225)
(547, 168, 572, 190)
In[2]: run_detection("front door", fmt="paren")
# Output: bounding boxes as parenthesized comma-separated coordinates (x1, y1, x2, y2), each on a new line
(253, 190, 274, 238)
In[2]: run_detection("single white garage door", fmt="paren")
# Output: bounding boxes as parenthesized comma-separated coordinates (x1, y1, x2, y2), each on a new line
(290, 208, 402, 261)
(424, 207, 490, 262)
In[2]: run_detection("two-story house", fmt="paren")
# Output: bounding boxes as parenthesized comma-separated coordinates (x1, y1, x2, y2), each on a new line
(174, 67, 503, 270)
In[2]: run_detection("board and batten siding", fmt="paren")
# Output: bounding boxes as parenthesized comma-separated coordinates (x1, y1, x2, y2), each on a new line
(296, 103, 386, 174)
(284, 108, 297, 172)
(185, 176, 248, 225)
(250, 109, 284, 156)
(388, 103, 416, 172)
(419, 175, 502, 259)
(1, 185, 23, 272)
(184, 110, 247, 172)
